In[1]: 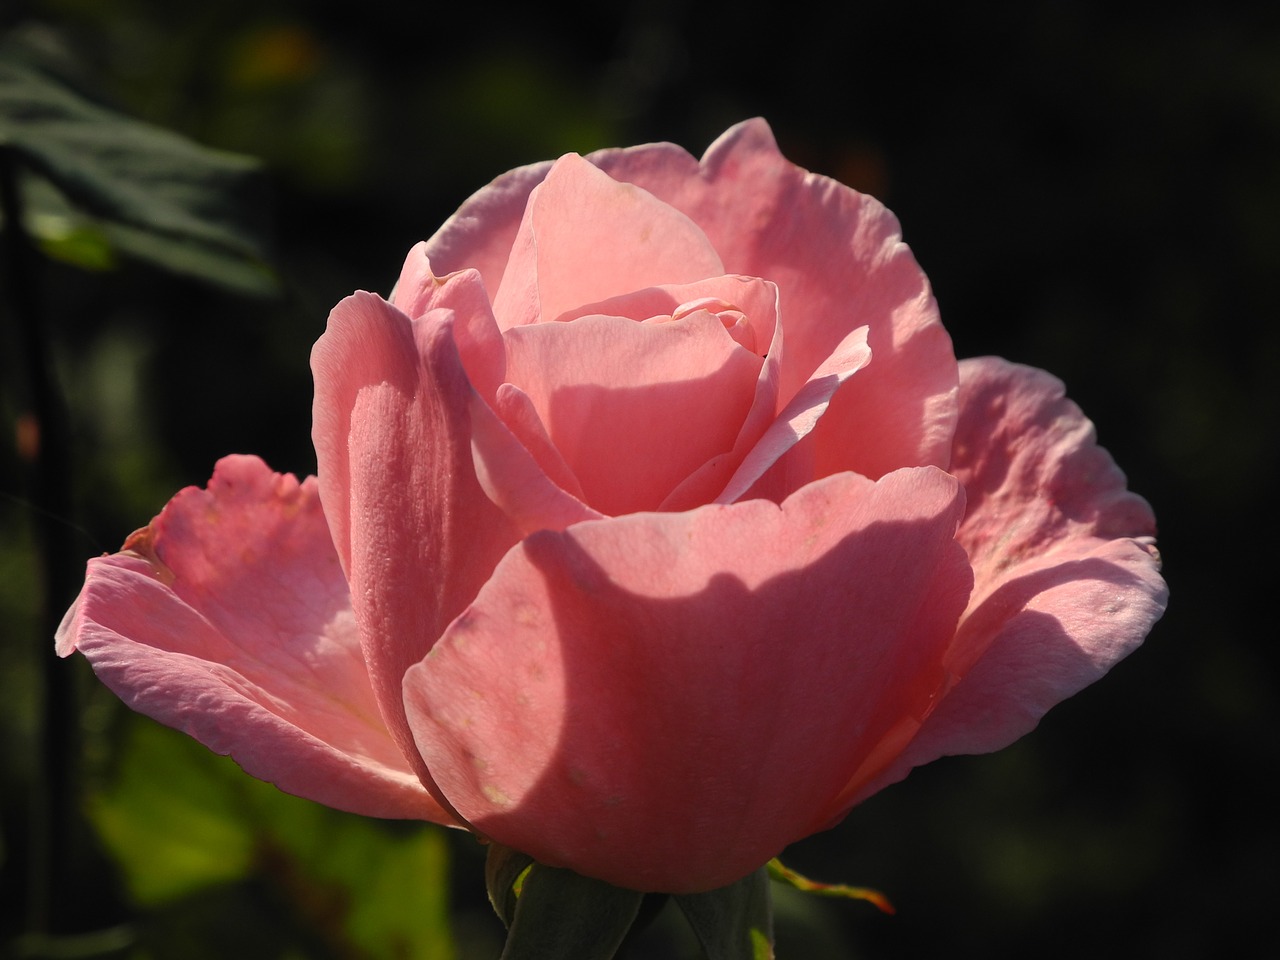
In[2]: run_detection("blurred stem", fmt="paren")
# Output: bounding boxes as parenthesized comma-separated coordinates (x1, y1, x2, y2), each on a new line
(1, 146, 80, 939)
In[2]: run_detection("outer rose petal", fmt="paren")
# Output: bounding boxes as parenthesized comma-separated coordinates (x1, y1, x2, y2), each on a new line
(311, 294, 523, 803)
(842, 359, 1168, 807)
(54, 455, 445, 822)
(402, 468, 972, 893)
(423, 159, 554, 296)
(389, 244, 507, 401)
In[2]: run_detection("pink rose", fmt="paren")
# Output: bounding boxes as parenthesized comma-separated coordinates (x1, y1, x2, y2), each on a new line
(57, 120, 1166, 894)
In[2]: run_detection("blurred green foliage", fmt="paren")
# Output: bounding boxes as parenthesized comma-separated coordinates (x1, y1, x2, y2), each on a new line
(0, 56, 277, 295)
(88, 718, 453, 960)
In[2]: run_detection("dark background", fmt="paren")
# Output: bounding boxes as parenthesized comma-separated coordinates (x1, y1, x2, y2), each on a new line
(2, 0, 1275, 957)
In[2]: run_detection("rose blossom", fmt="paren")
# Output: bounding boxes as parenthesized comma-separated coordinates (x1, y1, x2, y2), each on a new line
(57, 119, 1166, 894)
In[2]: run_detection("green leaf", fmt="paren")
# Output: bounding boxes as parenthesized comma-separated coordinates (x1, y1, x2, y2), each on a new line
(0, 56, 277, 294)
(89, 717, 455, 960)
(499, 864, 643, 960)
(673, 867, 774, 960)
(99, 217, 278, 295)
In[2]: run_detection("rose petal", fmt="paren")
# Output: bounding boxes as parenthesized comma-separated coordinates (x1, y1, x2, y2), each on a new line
(402, 468, 971, 892)
(491, 153, 725, 330)
(488, 383, 587, 500)
(423, 159, 554, 294)
(54, 455, 444, 822)
(501, 310, 763, 515)
(311, 294, 522, 805)
(718, 323, 872, 505)
(658, 306, 786, 512)
(390, 243, 507, 402)
(840, 358, 1167, 807)
(952, 358, 1162, 605)
(528, 273, 784, 514)
(428, 121, 956, 475)
(469, 384, 603, 537)
(592, 118, 958, 478)
(555, 275, 779, 356)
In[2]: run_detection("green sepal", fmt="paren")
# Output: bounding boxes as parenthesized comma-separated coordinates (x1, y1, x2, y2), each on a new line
(486, 842, 536, 928)
(499, 863, 644, 960)
(673, 866, 774, 960)
(766, 858, 895, 914)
